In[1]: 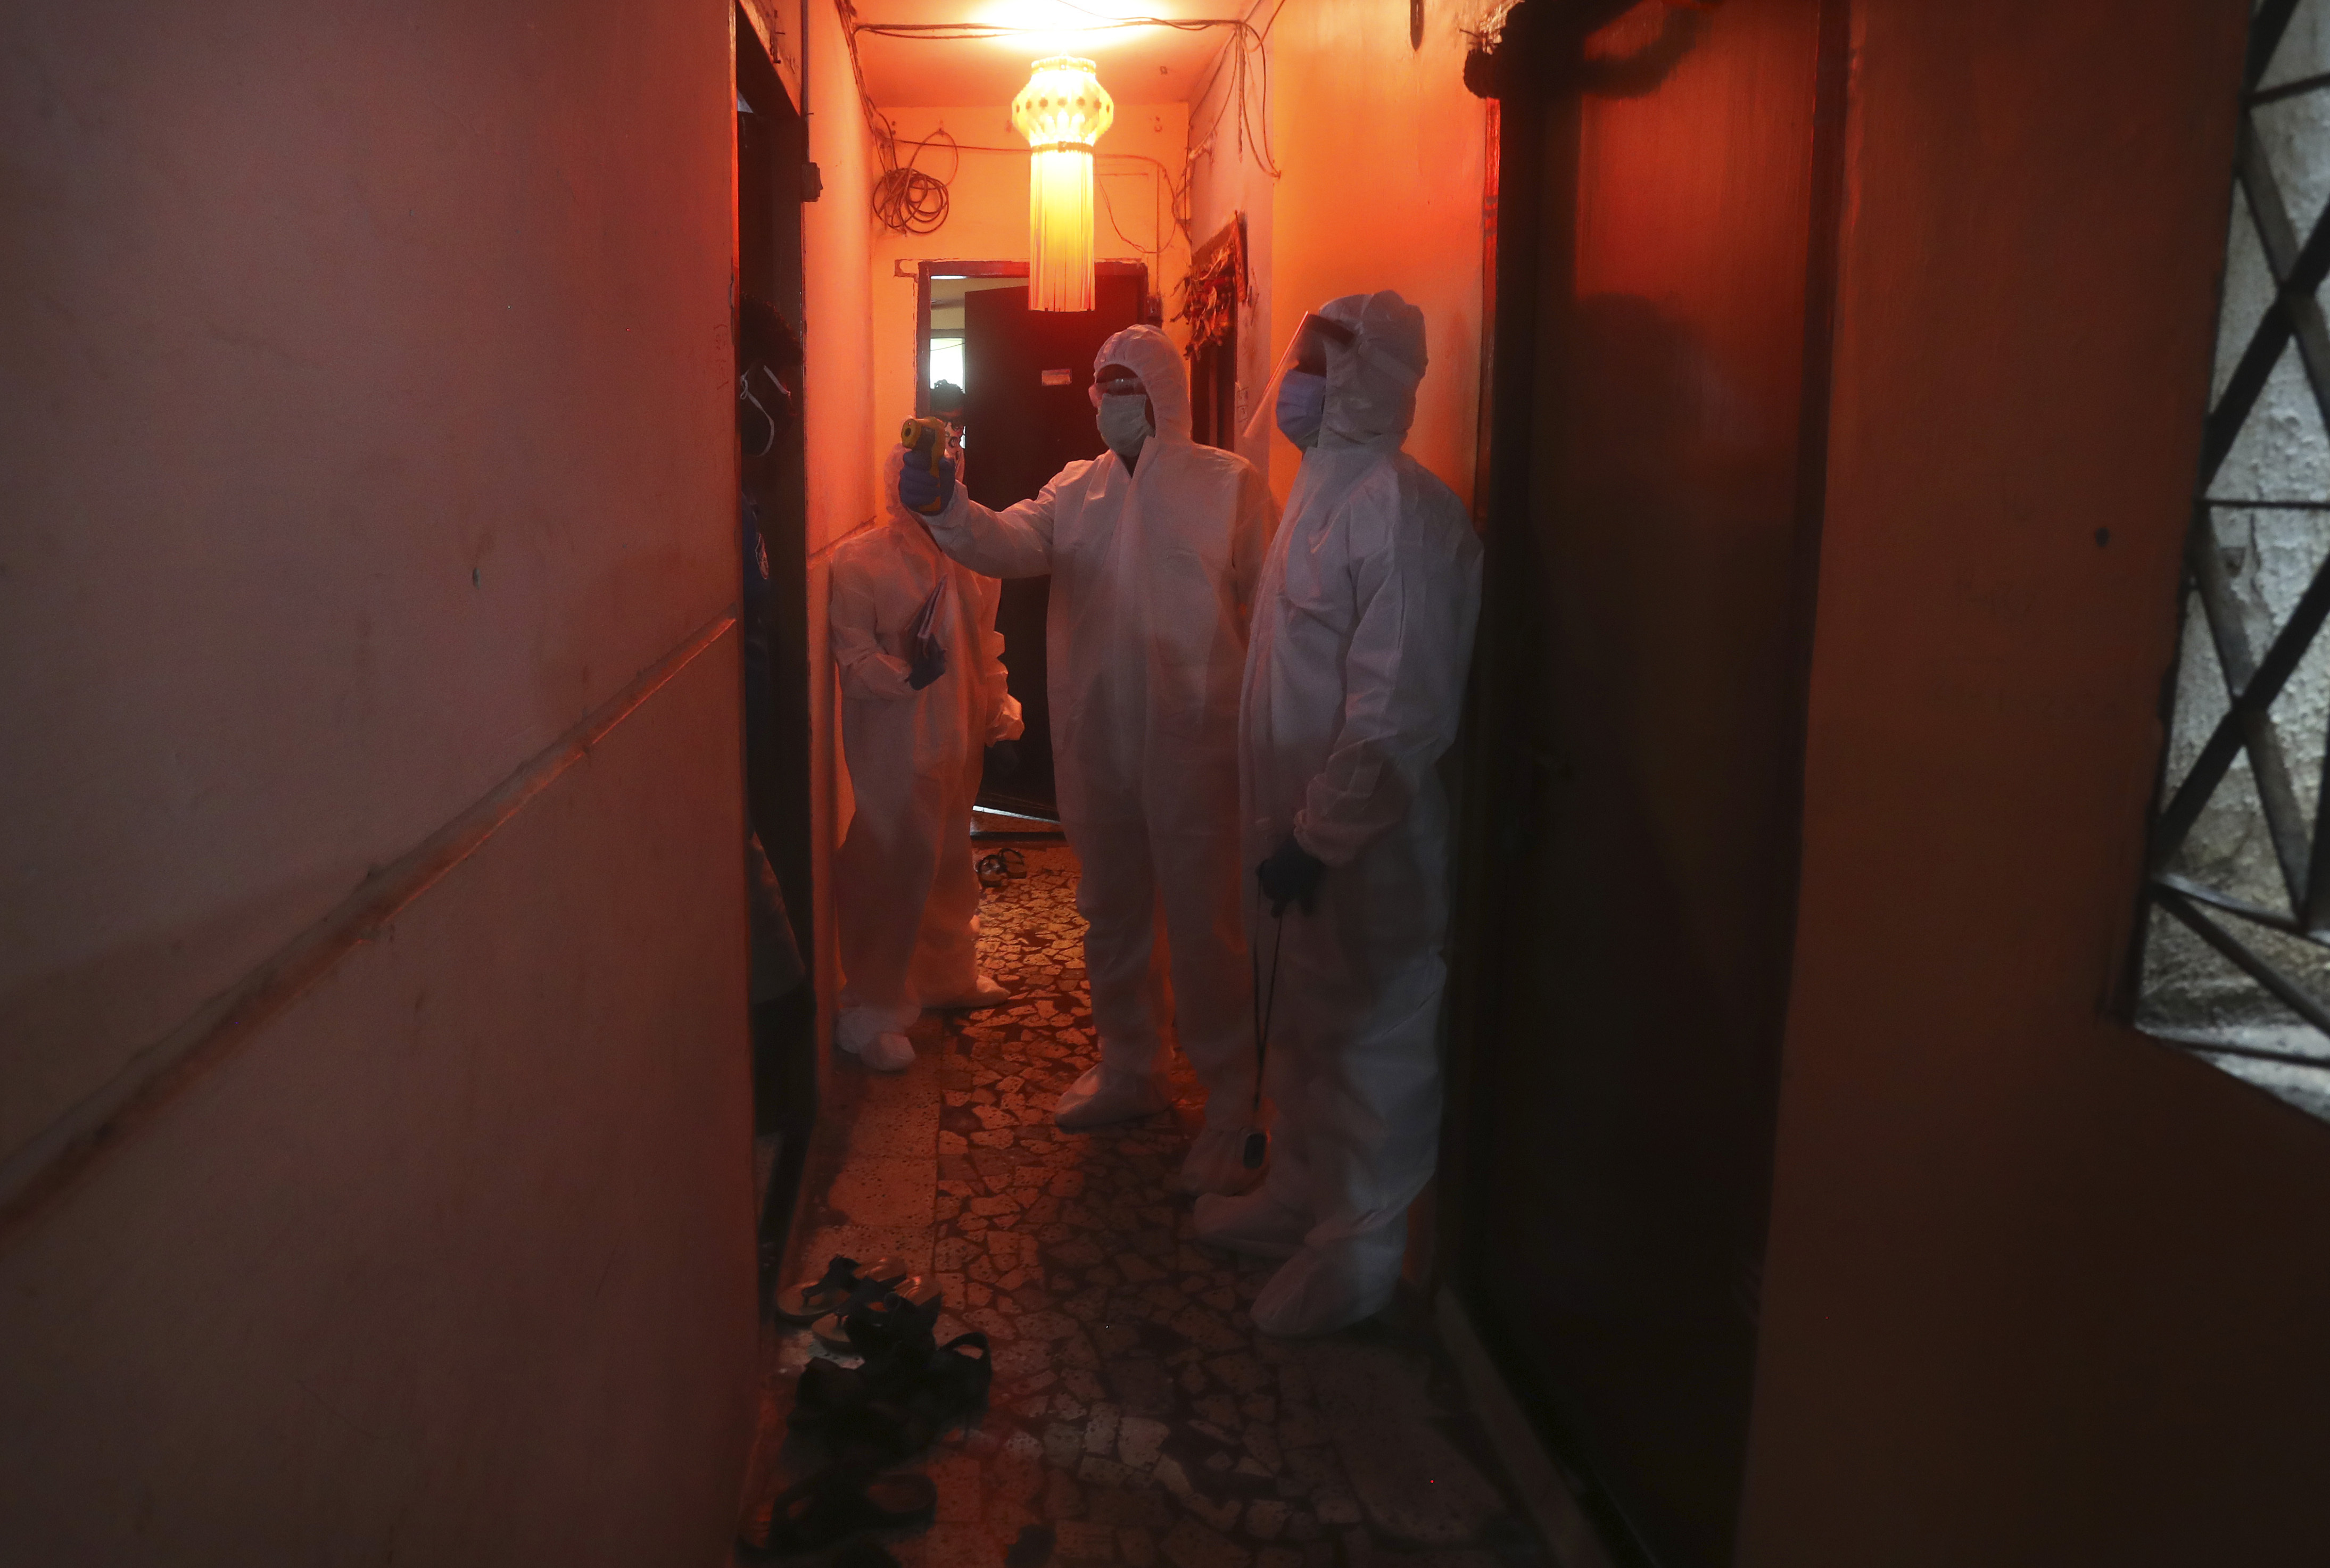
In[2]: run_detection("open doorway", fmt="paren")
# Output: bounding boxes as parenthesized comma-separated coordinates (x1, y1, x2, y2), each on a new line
(912, 260, 1148, 821)
(735, 5, 815, 1273)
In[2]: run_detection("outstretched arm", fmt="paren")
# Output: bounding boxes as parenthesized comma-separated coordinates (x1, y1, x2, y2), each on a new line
(923, 462, 1084, 579)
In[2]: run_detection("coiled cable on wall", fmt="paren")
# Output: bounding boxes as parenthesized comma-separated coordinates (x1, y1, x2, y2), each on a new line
(870, 128, 957, 236)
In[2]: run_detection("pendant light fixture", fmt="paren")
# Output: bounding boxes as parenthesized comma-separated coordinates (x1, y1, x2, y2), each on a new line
(1011, 57, 1114, 313)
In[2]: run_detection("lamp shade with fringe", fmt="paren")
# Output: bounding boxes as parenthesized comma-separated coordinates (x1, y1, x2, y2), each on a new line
(1011, 58, 1113, 313)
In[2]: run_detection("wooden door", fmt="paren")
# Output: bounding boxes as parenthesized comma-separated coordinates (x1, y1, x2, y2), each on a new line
(959, 271, 1145, 817)
(1447, 4, 1847, 1564)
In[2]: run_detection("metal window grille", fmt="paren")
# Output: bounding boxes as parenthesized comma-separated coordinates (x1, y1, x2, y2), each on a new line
(2139, 0, 2330, 1116)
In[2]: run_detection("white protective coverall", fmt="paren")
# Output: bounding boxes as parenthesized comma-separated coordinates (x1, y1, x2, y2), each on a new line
(830, 447, 1024, 1069)
(922, 325, 1278, 1185)
(1197, 292, 1483, 1335)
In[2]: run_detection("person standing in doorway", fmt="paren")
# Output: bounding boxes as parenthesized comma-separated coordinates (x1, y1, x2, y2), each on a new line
(829, 445, 1024, 1071)
(898, 325, 1278, 1196)
(1197, 292, 1482, 1335)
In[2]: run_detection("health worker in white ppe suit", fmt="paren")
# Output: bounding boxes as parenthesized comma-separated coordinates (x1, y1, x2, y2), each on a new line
(1195, 292, 1483, 1336)
(830, 445, 1026, 1071)
(898, 324, 1278, 1196)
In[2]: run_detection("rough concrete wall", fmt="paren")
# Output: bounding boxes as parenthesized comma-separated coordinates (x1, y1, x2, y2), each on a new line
(1741, 4, 2330, 1563)
(0, 0, 757, 1558)
(2139, 3, 2330, 1096)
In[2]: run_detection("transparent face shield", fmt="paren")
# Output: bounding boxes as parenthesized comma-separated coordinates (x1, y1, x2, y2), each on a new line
(1241, 310, 1359, 447)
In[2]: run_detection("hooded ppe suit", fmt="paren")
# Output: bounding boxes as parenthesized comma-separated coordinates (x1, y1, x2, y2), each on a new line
(1196, 292, 1483, 1335)
(921, 325, 1278, 1184)
(831, 447, 1024, 1070)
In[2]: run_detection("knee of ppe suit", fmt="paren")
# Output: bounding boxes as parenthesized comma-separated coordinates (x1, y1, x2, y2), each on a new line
(1053, 1061, 1171, 1130)
(1193, 1184, 1311, 1259)
(1250, 1223, 1409, 1338)
(1177, 1122, 1265, 1198)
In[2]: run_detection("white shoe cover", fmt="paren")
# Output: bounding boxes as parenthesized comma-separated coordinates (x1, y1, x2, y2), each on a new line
(1250, 1227, 1408, 1337)
(1053, 1063, 1170, 1130)
(843, 1030, 916, 1072)
(1192, 1186, 1310, 1259)
(928, 973, 1010, 1010)
(1177, 1123, 1262, 1197)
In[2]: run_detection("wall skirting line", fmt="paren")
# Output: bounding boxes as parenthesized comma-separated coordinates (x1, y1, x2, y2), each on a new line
(1434, 1288, 1621, 1568)
(0, 614, 739, 1246)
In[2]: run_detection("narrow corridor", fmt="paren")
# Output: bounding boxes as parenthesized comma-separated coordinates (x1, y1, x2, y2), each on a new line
(742, 844, 1549, 1568)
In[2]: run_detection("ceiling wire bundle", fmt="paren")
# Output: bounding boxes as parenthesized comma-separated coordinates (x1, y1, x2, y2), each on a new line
(1182, 0, 1288, 182)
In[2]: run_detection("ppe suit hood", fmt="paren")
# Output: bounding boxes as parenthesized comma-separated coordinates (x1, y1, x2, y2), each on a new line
(1087, 323, 1193, 444)
(1318, 291, 1427, 453)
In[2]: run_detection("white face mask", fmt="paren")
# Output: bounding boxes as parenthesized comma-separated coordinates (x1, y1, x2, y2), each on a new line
(1096, 392, 1152, 461)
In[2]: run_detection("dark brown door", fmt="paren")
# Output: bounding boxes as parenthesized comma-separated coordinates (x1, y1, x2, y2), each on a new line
(959, 271, 1144, 818)
(1447, 4, 1846, 1565)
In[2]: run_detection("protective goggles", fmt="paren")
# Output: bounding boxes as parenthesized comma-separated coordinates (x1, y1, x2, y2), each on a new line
(1093, 370, 1147, 398)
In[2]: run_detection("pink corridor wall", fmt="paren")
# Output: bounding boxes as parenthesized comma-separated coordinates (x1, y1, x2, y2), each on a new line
(0, 1, 761, 1561)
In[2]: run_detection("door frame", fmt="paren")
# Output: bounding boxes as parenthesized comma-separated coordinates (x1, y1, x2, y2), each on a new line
(914, 260, 1155, 417)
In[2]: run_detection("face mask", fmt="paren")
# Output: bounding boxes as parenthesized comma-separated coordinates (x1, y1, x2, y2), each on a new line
(1096, 392, 1152, 461)
(1276, 370, 1327, 450)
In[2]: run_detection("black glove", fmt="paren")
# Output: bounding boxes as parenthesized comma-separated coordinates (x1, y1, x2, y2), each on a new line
(907, 642, 948, 691)
(1256, 834, 1326, 917)
(984, 739, 1021, 778)
(899, 454, 956, 514)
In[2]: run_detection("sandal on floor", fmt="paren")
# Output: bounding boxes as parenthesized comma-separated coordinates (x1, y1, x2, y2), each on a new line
(791, 1356, 872, 1426)
(738, 1465, 937, 1558)
(898, 1331, 992, 1436)
(776, 1255, 908, 1326)
(814, 1276, 941, 1354)
(807, 1274, 907, 1351)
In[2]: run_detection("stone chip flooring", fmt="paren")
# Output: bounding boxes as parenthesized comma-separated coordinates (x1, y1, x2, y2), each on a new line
(740, 844, 1549, 1568)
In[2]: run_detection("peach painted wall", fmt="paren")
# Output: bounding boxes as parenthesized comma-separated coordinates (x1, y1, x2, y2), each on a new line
(1253, 0, 1489, 507)
(866, 103, 1192, 504)
(0, 1, 757, 1559)
(1741, 4, 2330, 1563)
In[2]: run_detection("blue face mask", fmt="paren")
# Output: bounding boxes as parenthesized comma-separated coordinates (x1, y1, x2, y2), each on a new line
(1276, 370, 1327, 450)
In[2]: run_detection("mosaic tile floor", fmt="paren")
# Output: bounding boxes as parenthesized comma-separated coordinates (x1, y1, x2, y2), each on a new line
(741, 844, 1549, 1568)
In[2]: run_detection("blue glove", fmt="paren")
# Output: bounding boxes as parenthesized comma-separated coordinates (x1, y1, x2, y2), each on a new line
(1257, 834, 1326, 917)
(899, 455, 956, 515)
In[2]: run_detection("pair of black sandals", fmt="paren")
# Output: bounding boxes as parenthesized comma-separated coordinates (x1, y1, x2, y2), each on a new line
(739, 1257, 994, 1559)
